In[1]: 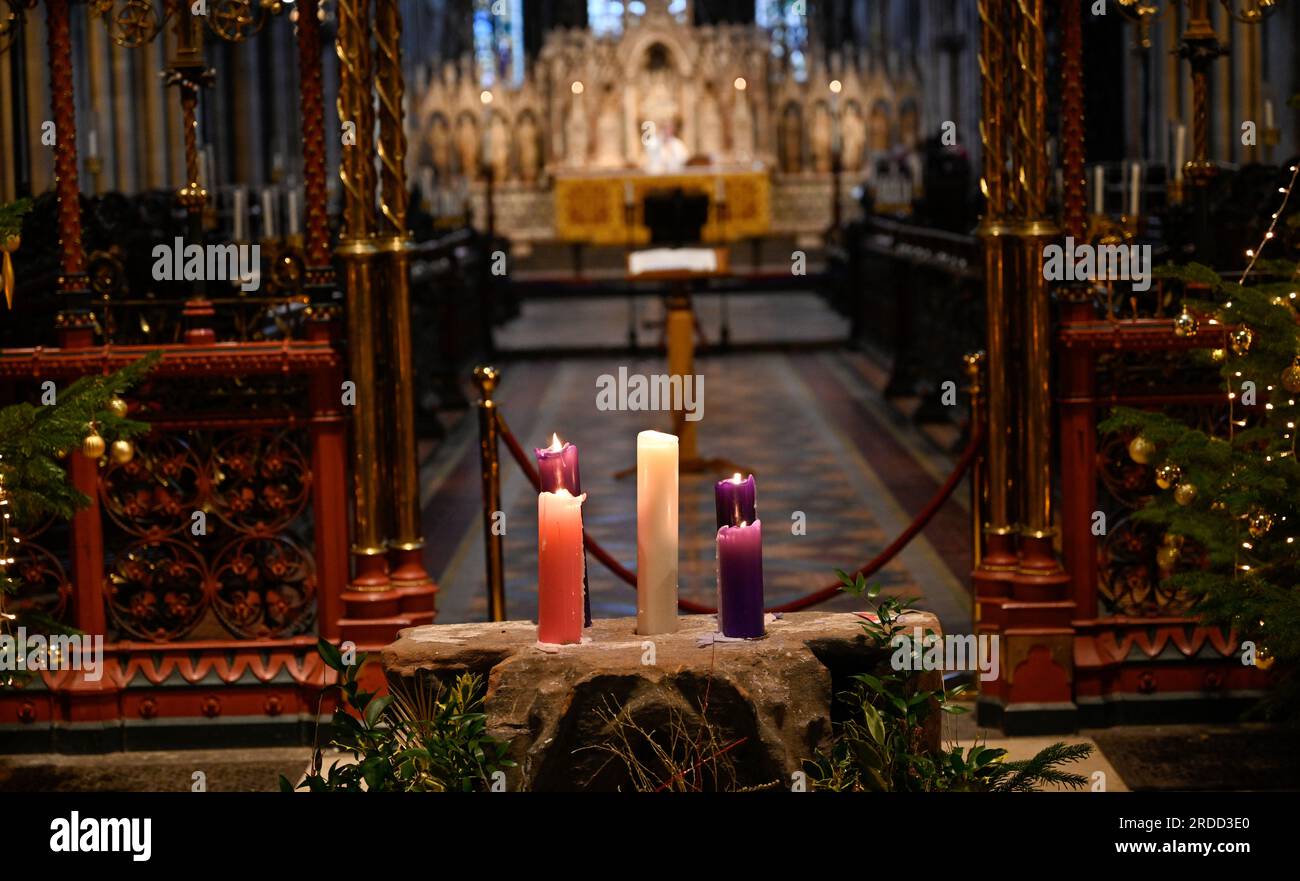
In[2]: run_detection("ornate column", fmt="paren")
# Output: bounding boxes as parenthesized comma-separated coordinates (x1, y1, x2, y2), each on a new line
(45, 0, 90, 326)
(336, 0, 398, 621)
(374, 0, 436, 618)
(296, 0, 333, 294)
(972, 0, 1018, 594)
(1178, 0, 1228, 264)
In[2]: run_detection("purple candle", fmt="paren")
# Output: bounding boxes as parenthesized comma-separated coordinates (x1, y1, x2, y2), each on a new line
(535, 434, 591, 626)
(715, 472, 757, 530)
(717, 520, 764, 638)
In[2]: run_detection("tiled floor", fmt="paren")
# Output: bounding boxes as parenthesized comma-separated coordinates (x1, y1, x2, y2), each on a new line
(420, 293, 973, 635)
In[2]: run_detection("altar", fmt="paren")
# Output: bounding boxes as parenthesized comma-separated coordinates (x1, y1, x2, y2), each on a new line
(553, 166, 771, 245)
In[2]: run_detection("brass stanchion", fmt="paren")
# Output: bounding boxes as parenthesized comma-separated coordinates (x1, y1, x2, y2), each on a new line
(474, 366, 506, 622)
(963, 351, 986, 577)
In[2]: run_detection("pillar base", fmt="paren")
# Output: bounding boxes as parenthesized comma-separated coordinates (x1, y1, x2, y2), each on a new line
(972, 528, 1017, 602)
(1012, 531, 1072, 601)
(387, 545, 438, 624)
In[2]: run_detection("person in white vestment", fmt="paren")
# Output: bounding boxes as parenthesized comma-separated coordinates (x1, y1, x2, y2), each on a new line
(641, 118, 689, 174)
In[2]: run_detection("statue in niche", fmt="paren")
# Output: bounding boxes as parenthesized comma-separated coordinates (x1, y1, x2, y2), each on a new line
(638, 43, 680, 157)
(780, 104, 802, 173)
(841, 101, 866, 174)
(487, 112, 510, 182)
(429, 114, 452, 181)
(696, 86, 723, 163)
(455, 114, 479, 179)
(595, 84, 625, 168)
(899, 101, 920, 150)
(517, 113, 541, 184)
(565, 92, 589, 168)
(730, 91, 754, 163)
(810, 102, 833, 173)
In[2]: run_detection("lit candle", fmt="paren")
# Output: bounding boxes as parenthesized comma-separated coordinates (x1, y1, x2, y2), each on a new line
(636, 430, 678, 635)
(537, 488, 586, 645)
(535, 433, 590, 626)
(715, 473, 756, 530)
(717, 520, 764, 639)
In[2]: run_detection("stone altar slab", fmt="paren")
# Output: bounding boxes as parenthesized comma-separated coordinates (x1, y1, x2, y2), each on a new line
(382, 610, 942, 792)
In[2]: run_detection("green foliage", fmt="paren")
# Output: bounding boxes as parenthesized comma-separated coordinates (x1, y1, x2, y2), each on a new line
(1100, 261, 1300, 716)
(0, 198, 31, 240)
(285, 638, 515, 792)
(805, 571, 1093, 792)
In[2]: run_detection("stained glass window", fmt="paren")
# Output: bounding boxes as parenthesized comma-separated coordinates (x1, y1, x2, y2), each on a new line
(756, 0, 808, 82)
(474, 0, 525, 88)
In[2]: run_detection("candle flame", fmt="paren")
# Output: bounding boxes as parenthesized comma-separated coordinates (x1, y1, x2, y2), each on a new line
(731, 472, 743, 483)
(547, 433, 564, 453)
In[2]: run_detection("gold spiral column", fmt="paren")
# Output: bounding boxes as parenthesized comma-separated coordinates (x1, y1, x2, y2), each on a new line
(374, 0, 436, 612)
(336, 0, 393, 601)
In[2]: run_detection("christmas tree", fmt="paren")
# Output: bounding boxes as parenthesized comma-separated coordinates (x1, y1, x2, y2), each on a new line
(0, 351, 160, 635)
(1100, 163, 1300, 717)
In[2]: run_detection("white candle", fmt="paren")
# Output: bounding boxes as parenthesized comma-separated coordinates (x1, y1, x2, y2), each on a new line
(233, 187, 248, 242)
(1129, 161, 1141, 218)
(262, 187, 277, 239)
(1173, 123, 1185, 182)
(1092, 165, 1104, 214)
(1265, 98, 1275, 131)
(286, 187, 301, 237)
(636, 430, 679, 635)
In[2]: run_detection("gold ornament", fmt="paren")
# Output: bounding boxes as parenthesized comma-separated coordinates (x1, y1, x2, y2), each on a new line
(1230, 326, 1253, 356)
(1155, 544, 1179, 570)
(108, 397, 128, 418)
(54, 448, 68, 461)
(1173, 482, 1198, 506)
(1256, 644, 1275, 671)
(82, 432, 106, 460)
(1281, 360, 1300, 394)
(1209, 348, 1226, 364)
(1247, 508, 1274, 538)
(1173, 308, 1198, 337)
(1127, 435, 1157, 465)
(109, 439, 134, 464)
(1155, 461, 1181, 490)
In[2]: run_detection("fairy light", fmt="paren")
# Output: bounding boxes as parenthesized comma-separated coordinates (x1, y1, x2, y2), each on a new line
(1239, 163, 1300, 284)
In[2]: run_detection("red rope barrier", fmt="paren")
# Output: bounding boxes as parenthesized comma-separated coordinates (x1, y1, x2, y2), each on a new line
(496, 412, 983, 615)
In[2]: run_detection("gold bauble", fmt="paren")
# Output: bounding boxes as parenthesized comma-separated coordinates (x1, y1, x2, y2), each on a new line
(109, 439, 134, 465)
(1210, 348, 1226, 364)
(1162, 532, 1185, 549)
(1154, 461, 1182, 490)
(1173, 308, 1198, 337)
(108, 397, 128, 418)
(1247, 508, 1274, 538)
(54, 448, 68, 461)
(1282, 361, 1300, 394)
(1230, 326, 1253, 356)
(1256, 645, 1275, 671)
(1173, 482, 1198, 506)
(1155, 545, 1180, 570)
(81, 433, 106, 459)
(1127, 435, 1157, 465)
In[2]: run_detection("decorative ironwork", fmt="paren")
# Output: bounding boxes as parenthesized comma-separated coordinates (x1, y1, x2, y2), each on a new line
(211, 534, 314, 638)
(107, 537, 208, 640)
(90, 0, 288, 48)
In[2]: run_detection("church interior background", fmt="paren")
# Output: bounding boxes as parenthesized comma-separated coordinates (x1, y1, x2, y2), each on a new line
(1, 0, 1299, 798)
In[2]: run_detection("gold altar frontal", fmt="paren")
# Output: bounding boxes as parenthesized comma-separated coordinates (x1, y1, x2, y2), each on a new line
(554, 167, 771, 246)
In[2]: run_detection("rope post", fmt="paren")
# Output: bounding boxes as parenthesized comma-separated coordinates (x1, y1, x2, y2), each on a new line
(963, 350, 986, 617)
(474, 365, 506, 622)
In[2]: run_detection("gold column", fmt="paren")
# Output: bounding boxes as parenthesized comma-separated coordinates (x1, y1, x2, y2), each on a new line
(373, 0, 435, 594)
(336, 0, 389, 590)
(974, 0, 1018, 577)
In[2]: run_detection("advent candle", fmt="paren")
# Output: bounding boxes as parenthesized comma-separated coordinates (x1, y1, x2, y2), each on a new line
(715, 472, 756, 530)
(535, 433, 591, 626)
(636, 430, 678, 635)
(537, 488, 586, 644)
(717, 520, 764, 639)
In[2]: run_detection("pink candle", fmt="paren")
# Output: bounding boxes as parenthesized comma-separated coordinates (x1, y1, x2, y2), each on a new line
(537, 488, 586, 644)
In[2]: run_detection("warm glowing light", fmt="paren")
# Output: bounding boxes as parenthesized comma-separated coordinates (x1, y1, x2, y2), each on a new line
(829, 79, 842, 94)
(732, 473, 743, 483)
(734, 77, 747, 91)
(571, 80, 584, 95)
(480, 90, 493, 104)
(547, 433, 564, 453)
